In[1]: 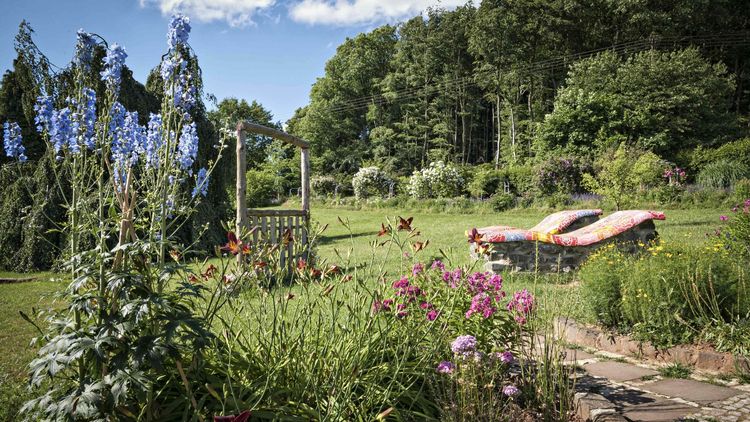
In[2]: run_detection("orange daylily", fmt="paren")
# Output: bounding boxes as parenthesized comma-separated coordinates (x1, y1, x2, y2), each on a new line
(397, 216, 413, 232)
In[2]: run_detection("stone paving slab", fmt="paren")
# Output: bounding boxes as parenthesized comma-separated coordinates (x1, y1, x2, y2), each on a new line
(683, 392, 750, 421)
(562, 348, 596, 362)
(644, 378, 741, 405)
(620, 400, 697, 421)
(584, 361, 659, 382)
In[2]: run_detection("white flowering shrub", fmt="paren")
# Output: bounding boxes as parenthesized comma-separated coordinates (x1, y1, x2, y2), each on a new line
(352, 166, 392, 200)
(407, 161, 465, 199)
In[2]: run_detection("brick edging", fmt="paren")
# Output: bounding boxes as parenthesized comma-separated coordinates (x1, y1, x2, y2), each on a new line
(555, 317, 750, 375)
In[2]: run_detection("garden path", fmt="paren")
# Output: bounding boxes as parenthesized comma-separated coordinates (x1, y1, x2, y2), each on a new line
(556, 347, 750, 421)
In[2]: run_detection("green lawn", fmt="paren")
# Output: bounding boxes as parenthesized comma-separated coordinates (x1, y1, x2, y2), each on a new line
(0, 206, 723, 419)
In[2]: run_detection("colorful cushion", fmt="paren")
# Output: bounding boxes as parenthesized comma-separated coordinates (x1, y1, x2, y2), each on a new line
(478, 209, 602, 238)
(483, 210, 666, 246)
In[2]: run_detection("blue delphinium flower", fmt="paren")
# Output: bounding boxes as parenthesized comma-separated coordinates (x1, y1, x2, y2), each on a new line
(100, 44, 128, 92)
(3, 121, 27, 162)
(167, 14, 191, 50)
(192, 167, 209, 198)
(50, 107, 74, 157)
(177, 122, 198, 174)
(81, 88, 96, 150)
(34, 95, 53, 133)
(74, 29, 97, 70)
(144, 113, 163, 169)
(65, 97, 82, 155)
(160, 55, 178, 81)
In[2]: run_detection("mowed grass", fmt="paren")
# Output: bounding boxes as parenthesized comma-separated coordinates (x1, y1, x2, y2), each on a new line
(0, 206, 723, 419)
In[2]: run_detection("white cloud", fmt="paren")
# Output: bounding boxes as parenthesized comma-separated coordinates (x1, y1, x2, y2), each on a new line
(289, 0, 466, 26)
(140, 0, 275, 27)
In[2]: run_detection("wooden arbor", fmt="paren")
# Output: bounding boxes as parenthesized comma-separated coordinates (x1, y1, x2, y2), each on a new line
(235, 121, 310, 268)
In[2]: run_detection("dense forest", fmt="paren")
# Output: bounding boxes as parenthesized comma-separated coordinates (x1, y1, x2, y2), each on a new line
(287, 0, 750, 185)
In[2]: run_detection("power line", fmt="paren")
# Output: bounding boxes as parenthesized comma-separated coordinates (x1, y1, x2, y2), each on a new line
(319, 32, 750, 115)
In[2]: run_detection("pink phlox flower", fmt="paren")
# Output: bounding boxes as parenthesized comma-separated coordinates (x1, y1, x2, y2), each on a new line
(393, 277, 409, 289)
(412, 262, 424, 276)
(431, 259, 445, 271)
(720, 215, 728, 221)
(465, 292, 498, 319)
(507, 289, 535, 324)
(426, 309, 439, 321)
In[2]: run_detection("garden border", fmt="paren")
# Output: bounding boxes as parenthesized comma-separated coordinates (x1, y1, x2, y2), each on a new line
(555, 317, 750, 375)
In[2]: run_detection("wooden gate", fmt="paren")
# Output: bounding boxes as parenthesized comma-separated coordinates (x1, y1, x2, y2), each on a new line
(235, 122, 310, 269)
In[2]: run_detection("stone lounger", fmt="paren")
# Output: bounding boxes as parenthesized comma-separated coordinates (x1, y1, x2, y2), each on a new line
(472, 210, 666, 273)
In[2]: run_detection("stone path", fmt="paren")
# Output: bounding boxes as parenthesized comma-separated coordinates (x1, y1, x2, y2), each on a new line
(560, 348, 750, 421)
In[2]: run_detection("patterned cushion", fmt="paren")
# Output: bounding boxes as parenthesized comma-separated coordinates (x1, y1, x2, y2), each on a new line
(483, 210, 665, 246)
(478, 209, 602, 239)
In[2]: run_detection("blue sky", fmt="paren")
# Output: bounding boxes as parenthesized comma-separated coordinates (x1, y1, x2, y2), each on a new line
(0, 0, 462, 123)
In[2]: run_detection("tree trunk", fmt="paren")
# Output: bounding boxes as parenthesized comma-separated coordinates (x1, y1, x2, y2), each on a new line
(495, 93, 501, 169)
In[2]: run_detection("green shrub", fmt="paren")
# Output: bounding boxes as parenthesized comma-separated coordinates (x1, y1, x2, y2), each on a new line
(650, 184, 685, 205)
(535, 157, 590, 196)
(733, 179, 750, 203)
(489, 193, 515, 212)
(632, 151, 666, 189)
(579, 245, 627, 328)
(311, 175, 338, 196)
(580, 241, 750, 351)
(697, 159, 750, 189)
(246, 169, 280, 207)
(468, 166, 503, 198)
(502, 165, 535, 195)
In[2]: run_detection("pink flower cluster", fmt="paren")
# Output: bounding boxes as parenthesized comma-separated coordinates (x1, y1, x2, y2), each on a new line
(730, 198, 750, 214)
(373, 274, 439, 320)
(465, 272, 506, 320)
(506, 288, 535, 324)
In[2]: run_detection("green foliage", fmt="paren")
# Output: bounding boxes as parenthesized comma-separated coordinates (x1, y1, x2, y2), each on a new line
(697, 159, 750, 189)
(352, 166, 392, 200)
(535, 157, 590, 196)
(246, 169, 282, 207)
(489, 193, 515, 212)
(468, 165, 502, 198)
(734, 179, 750, 203)
(632, 151, 666, 189)
(407, 161, 465, 199)
(539, 48, 737, 157)
(579, 245, 626, 328)
(582, 144, 639, 210)
(310, 175, 338, 196)
(580, 242, 750, 352)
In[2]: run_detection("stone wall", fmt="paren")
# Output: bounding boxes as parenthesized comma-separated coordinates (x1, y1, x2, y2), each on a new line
(476, 220, 658, 273)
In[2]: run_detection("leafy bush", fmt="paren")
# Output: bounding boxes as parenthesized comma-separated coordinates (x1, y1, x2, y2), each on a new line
(722, 200, 750, 258)
(246, 169, 281, 207)
(535, 157, 589, 196)
(632, 151, 667, 189)
(489, 193, 515, 212)
(580, 241, 750, 352)
(352, 166, 392, 200)
(502, 165, 535, 195)
(733, 179, 750, 203)
(407, 161, 465, 199)
(468, 166, 503, 198)
(582, 143, 639, 210)
(579, 244, 627, 328)
(697, 159, 750, 189)
(311, 175, 338, 196)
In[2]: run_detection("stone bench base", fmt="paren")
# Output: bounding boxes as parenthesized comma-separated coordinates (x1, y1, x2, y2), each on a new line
(473, 221, 658, 273)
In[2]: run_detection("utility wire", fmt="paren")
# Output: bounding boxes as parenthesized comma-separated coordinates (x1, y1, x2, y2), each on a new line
(320, 32, 750, 115)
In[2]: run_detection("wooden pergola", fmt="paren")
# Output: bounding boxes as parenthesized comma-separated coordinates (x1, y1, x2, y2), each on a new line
(235, 121, 310, 267)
